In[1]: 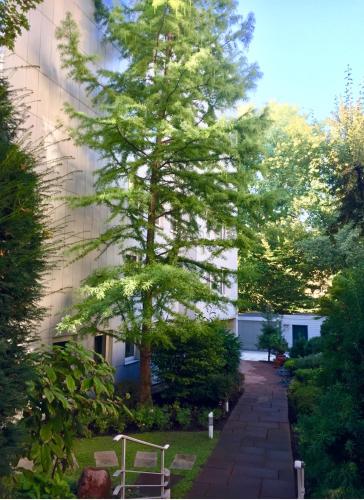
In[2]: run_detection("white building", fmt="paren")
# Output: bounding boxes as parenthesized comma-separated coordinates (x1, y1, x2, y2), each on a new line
(5, 0, 238, 381)
(237, 312, 325, 351)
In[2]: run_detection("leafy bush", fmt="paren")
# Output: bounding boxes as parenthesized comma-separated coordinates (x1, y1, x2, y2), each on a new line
(173, 404, 192, 430)
(295, 267, 364, 497)
(284, 358, 297, 373)
(14, 471, 75, 499)
(133, 405, 172, 431)
(153, 321, 241, 406)
(289, 338, 307, 358)
(115, 379, 140, 409)
(288, 378, 321, 418)
(305, 336, 323, 355)
(294, 353, 322, 370)
(23, 342, 124, 478)
(289, 336, 323, 358)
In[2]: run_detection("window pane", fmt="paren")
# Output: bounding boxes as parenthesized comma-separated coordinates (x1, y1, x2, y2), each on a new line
(125, 341, 135, 358)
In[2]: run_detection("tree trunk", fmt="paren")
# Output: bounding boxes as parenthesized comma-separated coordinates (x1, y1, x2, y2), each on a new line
(139, 342, 152, 405)
(268, 348, 271, 362)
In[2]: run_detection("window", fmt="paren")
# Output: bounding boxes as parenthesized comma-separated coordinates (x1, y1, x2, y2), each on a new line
(53, 340, 68, 348)
(94, 335, 106, 361)
(125, 341, 135, 361)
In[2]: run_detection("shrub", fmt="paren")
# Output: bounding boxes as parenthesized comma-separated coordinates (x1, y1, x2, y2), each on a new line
(294, 353, 322, 370)
(14, 471, 75, 499)
(305, 336, 323, 355)
(23, 342, 123, 478)
(295, 267, 364, 497)
(153, 321, 241, 406)
(289, 338, 307, 358)
(288, 378, 321, 417)
(133, 405, 172, 431)
(115, 379, 140, 409)
(173, 404, 192, 430)
(284, 358, 297, 373)
(289, 336, 323, 358)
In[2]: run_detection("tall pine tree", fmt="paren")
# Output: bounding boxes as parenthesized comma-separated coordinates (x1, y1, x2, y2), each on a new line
(56, 0, 265, 403)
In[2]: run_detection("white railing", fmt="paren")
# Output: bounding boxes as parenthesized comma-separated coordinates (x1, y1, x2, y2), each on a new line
(294, 460, 305, 499)
(113, 434, 170, 499)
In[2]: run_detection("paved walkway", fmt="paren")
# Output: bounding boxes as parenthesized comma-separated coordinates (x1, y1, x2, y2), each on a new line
(188, 361, 296, 499)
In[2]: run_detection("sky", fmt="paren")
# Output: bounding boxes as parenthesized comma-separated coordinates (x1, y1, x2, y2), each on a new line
(238, 0, 364, 120)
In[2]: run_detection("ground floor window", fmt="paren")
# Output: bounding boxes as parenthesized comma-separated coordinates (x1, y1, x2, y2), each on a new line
(125, 341, 136, 361)
(94, 334, 107, 360)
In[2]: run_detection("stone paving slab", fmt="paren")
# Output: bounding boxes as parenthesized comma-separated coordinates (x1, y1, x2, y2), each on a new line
(187, 361, 296, 499)
(170, 453, 196, 470)
(134, 451, 158, 468)
(94, 451, 119, 467)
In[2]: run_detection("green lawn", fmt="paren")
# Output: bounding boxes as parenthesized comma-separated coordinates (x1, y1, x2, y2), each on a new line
(69, 431, 219, 498)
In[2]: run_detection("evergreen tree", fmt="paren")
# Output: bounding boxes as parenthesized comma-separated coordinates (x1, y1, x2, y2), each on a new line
(56, 0, 266, 403)
(0, 78, 50, 484)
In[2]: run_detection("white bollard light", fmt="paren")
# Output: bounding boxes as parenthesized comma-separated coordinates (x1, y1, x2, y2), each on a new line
(225, 400, 229, 413)
(294, 460, 305, 499)
(208, 411, 214, 439)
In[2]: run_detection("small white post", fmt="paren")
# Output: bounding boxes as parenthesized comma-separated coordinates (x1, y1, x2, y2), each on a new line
(208, 411, 214, 439)
(121, 437, 126, 499)
(225, 400, 229, 413)
(294, 460, 305, 499)
(161, 448, 165, 498)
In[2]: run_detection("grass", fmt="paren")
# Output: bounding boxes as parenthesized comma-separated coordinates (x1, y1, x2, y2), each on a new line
(68, 431, 220, 498)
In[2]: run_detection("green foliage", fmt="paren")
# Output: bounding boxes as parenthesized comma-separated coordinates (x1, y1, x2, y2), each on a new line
(55, 0, 266, 403)
(294, 352, 322, 370)
(23, 342, 123, 478)
(0, 0, 43, 49)
(172, 404, 192, 430)
(153, 322, 241, 406)
(133, 405, 172, 432)
(326, 69, 364, 234)
(14, 471, 74, 499)
(238, 103, 330, 313)
(257, 311, 288, 360)
(289, 335, 323, 358)
(0, 75, 52, 486)
(283, 358, 296, 373)
(288, 377, 321, 418)
(295, 266, 364, 497)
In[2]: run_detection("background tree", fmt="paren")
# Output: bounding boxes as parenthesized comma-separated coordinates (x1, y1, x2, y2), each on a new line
(56, 0, 266, 404)
(326, 69, 364, 234)
(239, 103, 332, 313)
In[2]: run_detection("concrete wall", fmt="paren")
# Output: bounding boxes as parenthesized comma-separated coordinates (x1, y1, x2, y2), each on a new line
(238, 313, 325, 350)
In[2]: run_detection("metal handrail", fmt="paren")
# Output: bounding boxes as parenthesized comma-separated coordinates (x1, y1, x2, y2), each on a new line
(113, 434, 170, 499)
(114, 434, 169, 450)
